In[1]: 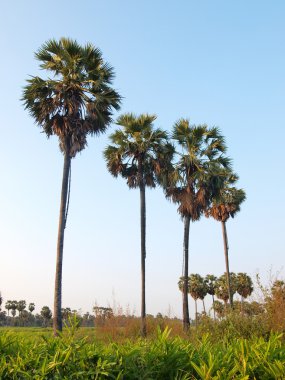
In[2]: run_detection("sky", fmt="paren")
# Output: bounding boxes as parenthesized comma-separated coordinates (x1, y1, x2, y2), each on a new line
(0, 1, 284, 318)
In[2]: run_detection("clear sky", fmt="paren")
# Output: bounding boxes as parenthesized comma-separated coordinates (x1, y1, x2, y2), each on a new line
(0, 1, 284, 318)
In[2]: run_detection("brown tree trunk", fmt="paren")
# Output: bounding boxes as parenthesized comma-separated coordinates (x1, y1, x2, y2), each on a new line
(53, 153, 71, 336)
(222, 221, 233, 308)
(182, 215, 190, 332)
(139, 159, 147, 337)
(195, 299, 198, 327)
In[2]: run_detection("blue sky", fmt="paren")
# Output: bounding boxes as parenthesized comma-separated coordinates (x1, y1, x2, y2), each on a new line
(0, 1, 284, 318)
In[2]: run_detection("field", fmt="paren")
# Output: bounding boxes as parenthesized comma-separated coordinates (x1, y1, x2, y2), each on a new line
(1, 318, 285, 380)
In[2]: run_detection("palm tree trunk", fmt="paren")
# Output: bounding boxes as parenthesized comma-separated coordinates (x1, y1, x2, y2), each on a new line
(195, 299, 198, 327)
(212, 295, 216, 320)
(221, 221, 233, 308)
(139, 160, 147, 337)
(182, 215, 190, 332)
(53, 153, 71, 336)
(202, 299, 206, 314)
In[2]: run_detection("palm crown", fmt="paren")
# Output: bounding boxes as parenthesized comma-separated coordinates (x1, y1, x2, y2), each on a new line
(166, 119, 231, 220)
(205, 171, 246, 222)
(104, 113, 174, 188)
(23, 38, 121, 157)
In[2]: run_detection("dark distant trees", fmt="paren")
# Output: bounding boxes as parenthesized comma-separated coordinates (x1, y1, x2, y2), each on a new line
(41, 306, 52, 327)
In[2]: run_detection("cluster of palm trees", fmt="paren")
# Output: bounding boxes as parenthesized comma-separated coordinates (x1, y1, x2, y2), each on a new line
(178, 273, 253, 325)
(22, 37, 246, 336)
(4, 300, 35, 317)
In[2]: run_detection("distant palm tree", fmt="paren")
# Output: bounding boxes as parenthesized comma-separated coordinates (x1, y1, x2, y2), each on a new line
(41, 306, 52, 327)
(212, 300, 225, 318)
(236, 273, 253, 311)
(5, 300, 13, 317)
(0, 292, 2, 311)
(205, 177, 246, 308)
(28, 303, 35, 313)
(104, 113, 173, 337)
(22, 38, 121, 335)
(165, 119, 230, 332)
(17, 300, 26, 317)
(215, 273, 237, 308)
(10, 301, 18, 317)
(188, 274, 205, 325)
(205, 274, 217, 319)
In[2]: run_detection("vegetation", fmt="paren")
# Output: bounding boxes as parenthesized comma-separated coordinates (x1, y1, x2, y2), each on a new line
(22, 38, 121, 335)
(0, 324, 285, 379)
(1, 276, 285, 378)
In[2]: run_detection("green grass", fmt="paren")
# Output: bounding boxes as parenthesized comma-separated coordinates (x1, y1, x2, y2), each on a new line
(1, 325, 285, 379)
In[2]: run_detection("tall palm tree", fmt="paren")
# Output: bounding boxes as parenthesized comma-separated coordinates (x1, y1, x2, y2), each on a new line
(165, 119, 230, 332)
(22, 38, 121, 335)
(104, 113, 173, 337)
(205, 182, 246, 308)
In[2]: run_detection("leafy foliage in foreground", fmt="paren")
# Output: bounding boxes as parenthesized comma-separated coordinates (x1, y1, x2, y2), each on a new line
(1, 326, 285, 379)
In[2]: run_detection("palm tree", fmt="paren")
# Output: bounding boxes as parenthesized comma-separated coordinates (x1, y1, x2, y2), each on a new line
(212, 300, 225, 319)
(205, 274, 217, 319)
(236, 273, 253, 314)
(28, 303, 35, 313)
(5, 300, 13, 317)
(22, 38, 121, 335)
(0, 292, 2, 311)
(215, 273, 237, 309)
(17, 300, 26, 317)
(41, 306, 52, 327)
(10, 301, 18, 318)
(104, 113, 173, 337)
(165, 119, 230, 332)
(188, 274, 205, 326)
(205, 181, 246, 308)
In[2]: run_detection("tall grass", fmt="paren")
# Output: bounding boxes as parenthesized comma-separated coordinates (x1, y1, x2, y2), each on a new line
(1, 322, 285, 379)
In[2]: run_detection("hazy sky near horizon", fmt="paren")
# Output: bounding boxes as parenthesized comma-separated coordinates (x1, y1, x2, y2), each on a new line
(0, 1, 284, 318)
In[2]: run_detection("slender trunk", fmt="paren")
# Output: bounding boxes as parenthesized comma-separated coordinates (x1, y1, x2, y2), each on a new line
(182, 215, 190, 332)
(195, 299, 197, 327)
(202, 299, 206, 314)
(222, 221, 233, 308)
(212, 295, 216, 320)
(241, 296, 244, 315)
(139, 159, 147, 337)
(53, 153, 71, 336)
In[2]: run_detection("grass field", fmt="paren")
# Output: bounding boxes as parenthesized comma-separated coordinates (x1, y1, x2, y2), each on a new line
(1, 320, 285, 379)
